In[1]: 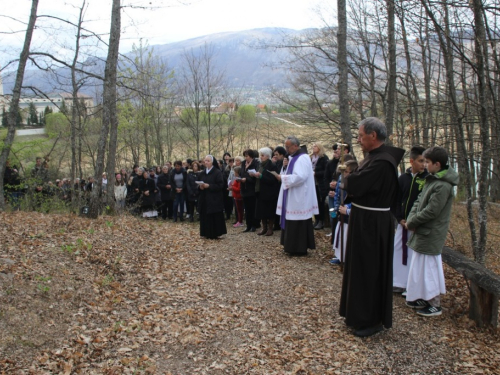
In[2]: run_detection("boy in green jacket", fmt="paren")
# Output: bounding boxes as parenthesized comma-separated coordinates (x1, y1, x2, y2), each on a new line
(404, 146, 459, 317)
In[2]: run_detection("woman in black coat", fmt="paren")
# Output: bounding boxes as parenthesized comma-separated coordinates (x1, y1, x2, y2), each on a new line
(311, 143, 329, 229)
(186, 161, 201, 222)
(138, 170, 157, 216)
(198, 155, 227, 239)
(250, 147, 280, 236)
(240, 149, 260, 232)
(157, 165, 173, 220)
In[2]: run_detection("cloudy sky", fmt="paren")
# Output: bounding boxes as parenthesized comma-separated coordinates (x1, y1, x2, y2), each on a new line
(0, 0, 334, 67)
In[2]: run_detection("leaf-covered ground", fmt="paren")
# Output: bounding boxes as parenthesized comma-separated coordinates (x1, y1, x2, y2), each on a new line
(0, 205, 499, 374)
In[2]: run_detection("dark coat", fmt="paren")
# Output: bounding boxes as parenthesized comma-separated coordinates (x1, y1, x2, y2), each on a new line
(258, 160, 280, 201)
(198, 167, 224, 214)
(313, 154, 329, 198)
(395, 168, 429, 222)
(324, 157, 340, 192)
(186, 170, 201, 202)
(157, 173, 172, 201)
(4, 166, 22, 192)
(240, 158, 259, 198)
(138, 176, 157, 208)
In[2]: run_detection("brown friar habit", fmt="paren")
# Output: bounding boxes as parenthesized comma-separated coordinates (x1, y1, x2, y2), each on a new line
(339, 144, 405, 329)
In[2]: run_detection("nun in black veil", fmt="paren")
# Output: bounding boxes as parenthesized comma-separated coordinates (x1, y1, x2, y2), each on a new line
(197, 155, 227, 239)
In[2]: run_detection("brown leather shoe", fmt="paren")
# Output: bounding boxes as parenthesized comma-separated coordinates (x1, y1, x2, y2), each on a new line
(257, 220, 267, 235)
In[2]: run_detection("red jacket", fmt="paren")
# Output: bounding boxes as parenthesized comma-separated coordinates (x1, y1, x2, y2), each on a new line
(232, 180, 242, 200)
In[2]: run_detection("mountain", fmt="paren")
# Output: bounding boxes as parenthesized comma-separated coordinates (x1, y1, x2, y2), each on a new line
(1, 28, 312, 96)
(151, 27, 308, 88)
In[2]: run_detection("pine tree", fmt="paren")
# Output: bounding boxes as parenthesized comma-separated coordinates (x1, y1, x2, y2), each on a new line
(59, 100, 68, 116)
(28, 102, 38, 124)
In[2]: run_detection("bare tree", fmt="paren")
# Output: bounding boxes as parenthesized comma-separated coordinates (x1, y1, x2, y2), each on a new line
(88, 0, 121, 217)
(177, 43, 228, 159)
(0, 0, 39, 212)
(385, 0, 397, 144)
(337, 0, 353, 147)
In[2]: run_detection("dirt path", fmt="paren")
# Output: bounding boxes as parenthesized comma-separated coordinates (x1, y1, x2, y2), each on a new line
(0, 212, 498, 374)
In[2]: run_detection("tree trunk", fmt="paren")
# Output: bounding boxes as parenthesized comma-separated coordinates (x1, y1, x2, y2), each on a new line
(0, 0, 38, 212)
(385, 0, 396, 143)
(88, 0, 121, 218)
(70, 1, 86, 213)
(337, 0, 352, 148)
(470, 0, 490, 265)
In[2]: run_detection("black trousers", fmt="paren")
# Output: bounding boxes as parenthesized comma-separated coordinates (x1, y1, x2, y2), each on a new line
(242, 195, 256, 229)
(223, 192, 233, 219)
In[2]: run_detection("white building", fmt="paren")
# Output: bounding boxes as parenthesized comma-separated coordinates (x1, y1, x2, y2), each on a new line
(0, 75, 94, 125)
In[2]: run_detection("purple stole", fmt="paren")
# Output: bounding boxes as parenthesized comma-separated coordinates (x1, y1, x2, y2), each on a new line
(280, 150, 304, 230)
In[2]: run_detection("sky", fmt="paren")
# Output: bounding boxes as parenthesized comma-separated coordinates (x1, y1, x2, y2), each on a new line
(0, 0, 334, 68)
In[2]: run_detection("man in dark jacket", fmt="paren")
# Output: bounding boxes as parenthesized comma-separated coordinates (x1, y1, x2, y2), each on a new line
(4, 160, 23, 210)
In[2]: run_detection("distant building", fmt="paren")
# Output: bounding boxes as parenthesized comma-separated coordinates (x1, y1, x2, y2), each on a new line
(214, 102, 236, 113)
(0, 75, 94, 125)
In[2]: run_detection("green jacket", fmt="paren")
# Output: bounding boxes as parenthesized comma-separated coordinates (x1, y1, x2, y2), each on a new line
(406, 166, 459, 255)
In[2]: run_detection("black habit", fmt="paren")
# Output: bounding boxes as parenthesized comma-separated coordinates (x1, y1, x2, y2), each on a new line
(339, 144, 404, 330)
(198, 167, 227, 239)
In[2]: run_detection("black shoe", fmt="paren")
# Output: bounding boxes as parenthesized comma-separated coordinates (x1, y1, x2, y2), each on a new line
(285, 252, 308, 257)
(180, 217, 185, 222)
(189, 216, 194, 222)
(406, 299, 430, 309)
(353, 324, 383, 338)
(173, 218, 177, 222)
(243, 227, 251, 233)
(313, 220, 324, 230)
(249, 227, 256, 232)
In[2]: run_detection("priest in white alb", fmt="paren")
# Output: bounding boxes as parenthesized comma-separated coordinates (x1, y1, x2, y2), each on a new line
(274, 136, 318, 256)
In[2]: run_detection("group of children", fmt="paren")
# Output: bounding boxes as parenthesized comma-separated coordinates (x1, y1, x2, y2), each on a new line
(329, 145, 458, 317)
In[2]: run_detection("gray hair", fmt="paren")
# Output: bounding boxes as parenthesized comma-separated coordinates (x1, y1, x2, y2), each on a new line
(259, 147, 273, 158)
(286, 136, 300, 146)
(358, 117, 387, 142)
(235, 156, 245, 163)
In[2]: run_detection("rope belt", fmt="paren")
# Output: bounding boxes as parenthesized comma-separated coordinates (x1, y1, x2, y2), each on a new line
(352, 202, 390, 211)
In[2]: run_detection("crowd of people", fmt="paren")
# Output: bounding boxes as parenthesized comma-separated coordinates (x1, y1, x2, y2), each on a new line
(3, 117, 458, 339)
